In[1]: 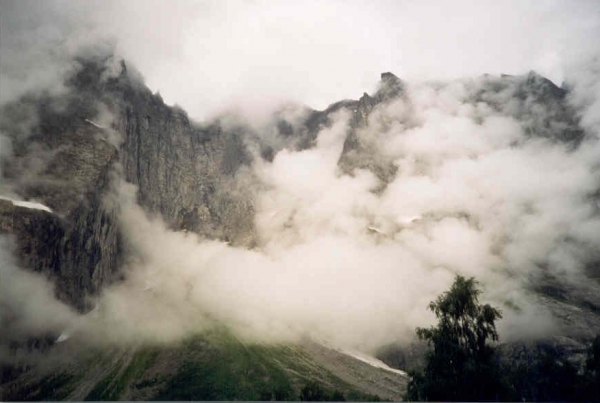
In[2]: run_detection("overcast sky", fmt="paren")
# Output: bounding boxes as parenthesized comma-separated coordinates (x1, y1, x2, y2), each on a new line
(1, 0, 599, 120)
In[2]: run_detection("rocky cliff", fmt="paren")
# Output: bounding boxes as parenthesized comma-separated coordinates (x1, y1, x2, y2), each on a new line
(1, 51, 599, 368)
(1, 54, 257, 310)
(0, 54, 425, 311)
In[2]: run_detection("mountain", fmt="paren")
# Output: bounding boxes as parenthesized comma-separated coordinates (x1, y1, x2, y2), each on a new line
(0, 54, 437, 313)
(0, 52, 413, 400)
(1, 327, 407, 401)
(1, 50, 599, 400)
(1, 54, 256, 312)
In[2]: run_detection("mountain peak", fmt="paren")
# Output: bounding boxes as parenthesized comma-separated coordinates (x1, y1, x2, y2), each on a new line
(380, 72, 400, 83)
(376, 72, 404, 101)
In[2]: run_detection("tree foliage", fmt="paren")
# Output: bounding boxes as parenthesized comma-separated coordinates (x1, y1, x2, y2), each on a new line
(404, 275, 600, 402)
(500, 336, 600, 401)
(299, 381, 347, 401)
(581, 335, 600, 400)
(405, 275, 503, 401)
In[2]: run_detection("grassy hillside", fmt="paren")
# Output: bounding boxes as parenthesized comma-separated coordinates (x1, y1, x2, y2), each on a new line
(1, 328, 406, 401)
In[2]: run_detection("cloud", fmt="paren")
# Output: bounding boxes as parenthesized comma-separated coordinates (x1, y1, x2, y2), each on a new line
(1, 0, 599, 355)
(0, 237, 77, 341)
(2, 0, 599, 121)
(49, 72, 597, 351)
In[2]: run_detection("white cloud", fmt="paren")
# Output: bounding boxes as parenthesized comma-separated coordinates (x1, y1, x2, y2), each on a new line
(1, 0, 599, 354)
(2, 0, 599, 119)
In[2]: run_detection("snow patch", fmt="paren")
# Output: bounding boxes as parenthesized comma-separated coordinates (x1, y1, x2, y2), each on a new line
(55, 303, 100, 344)
(340, 349, 408, 377)
(55, 332, 70, 343)
(85, 118, 105, 129)
(0, 196, 53, 213)
(367, 226, 387, 236)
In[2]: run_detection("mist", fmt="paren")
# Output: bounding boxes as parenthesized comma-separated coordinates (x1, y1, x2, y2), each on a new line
(0, 237, 77, 341)
(1, 0, 600, 355)
(2, 0, 600, 120)
(9, 75, 596, 351)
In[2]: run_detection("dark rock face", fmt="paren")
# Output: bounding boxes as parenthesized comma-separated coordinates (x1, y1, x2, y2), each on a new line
(377, 72, 405, 101)
(474, 71, 584, 143)
(1, 199, 63, 280)
(0, 55, 255, 310)
(1, 191, 122, 312)
(114, 78, 255, 245)
(0, 51, 594, 330)
(337, 76, 405, 185)
(1, 52, 599, 402)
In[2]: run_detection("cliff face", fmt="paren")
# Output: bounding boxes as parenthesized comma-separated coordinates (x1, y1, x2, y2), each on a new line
(0, 196, 121, 312)
(0, 52, 595, 327)
(0, 55, 256, 310)
(2, 52, 600, 403)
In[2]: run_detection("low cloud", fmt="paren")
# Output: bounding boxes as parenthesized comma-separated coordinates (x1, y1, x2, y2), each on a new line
(0, 237, 77, 342)
(1, 0, 599, 356)
(28, 74, 593, 352)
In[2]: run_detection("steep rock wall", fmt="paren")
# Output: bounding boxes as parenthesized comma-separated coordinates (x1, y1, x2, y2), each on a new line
(0, 55, 255, 310)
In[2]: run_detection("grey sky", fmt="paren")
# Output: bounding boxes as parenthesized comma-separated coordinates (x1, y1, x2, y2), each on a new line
(2, 0, 599, 120)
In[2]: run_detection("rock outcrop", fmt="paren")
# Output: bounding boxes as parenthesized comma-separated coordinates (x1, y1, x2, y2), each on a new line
(1, 54, 256, 309)
(0, 51, 596, 341)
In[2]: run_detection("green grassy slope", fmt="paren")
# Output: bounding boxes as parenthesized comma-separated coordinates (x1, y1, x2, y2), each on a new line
(1, 328, 406, 401)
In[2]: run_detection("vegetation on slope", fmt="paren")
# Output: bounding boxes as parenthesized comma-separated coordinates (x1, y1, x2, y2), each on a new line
(1, 327, 389, 401)
(405, 275, 600, 402)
